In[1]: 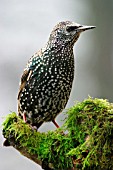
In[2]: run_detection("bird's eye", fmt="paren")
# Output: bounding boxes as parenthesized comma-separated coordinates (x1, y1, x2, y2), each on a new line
(66, 26, 78, 32)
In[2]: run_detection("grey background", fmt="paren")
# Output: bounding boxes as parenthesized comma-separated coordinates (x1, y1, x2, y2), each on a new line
(0, 0, 113, 170)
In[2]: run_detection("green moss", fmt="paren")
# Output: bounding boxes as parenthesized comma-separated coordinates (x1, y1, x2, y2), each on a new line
(2, 97, 113, 169)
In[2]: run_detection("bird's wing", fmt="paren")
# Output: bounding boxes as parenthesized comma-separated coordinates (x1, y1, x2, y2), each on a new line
(17, 69, 32, 100)
(17, 50, 45, 100)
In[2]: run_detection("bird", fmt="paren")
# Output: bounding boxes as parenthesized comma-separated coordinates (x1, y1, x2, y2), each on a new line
(18, 21, 95, 129)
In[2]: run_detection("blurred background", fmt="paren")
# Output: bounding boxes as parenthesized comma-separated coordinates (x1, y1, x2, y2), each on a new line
(0, 0, 113, 169)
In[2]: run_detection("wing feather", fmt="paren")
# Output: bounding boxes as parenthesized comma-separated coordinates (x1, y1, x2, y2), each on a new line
(18, 69, 32, 100)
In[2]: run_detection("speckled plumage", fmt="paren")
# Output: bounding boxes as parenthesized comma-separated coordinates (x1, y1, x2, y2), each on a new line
(18, 21, 95, 128)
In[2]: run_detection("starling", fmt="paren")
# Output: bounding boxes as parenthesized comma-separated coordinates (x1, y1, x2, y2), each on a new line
(18, 21, 95, 128)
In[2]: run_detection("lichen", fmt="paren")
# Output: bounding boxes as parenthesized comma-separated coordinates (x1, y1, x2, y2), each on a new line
(2, 97, 113, 169)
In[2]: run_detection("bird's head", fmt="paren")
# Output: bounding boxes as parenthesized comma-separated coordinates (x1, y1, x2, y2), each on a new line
(49, 21, 95, 47)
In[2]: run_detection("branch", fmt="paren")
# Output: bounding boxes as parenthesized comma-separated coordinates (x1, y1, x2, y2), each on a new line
(2, 97, 113, 170)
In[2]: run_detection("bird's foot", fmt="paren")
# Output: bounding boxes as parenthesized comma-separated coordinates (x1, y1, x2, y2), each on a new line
(22, 113, 38, 131)
(30, 125, 38, 131)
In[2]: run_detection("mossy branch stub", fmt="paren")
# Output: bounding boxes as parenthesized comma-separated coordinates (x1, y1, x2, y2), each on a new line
(2, 97, 113, 170)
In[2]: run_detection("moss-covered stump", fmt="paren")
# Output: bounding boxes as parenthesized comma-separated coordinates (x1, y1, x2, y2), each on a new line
(2, 97, 113, 170)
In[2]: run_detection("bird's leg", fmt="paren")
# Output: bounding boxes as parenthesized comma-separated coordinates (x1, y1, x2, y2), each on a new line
(52, 119, 59, 128)
(23, 113, 38, 131)
(23, 112, 26, 122)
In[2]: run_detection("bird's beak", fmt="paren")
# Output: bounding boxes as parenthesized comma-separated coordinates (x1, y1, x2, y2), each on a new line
(78, 25, 96, 32)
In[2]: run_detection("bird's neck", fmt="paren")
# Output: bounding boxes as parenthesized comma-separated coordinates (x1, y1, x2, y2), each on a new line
(45, 40, 74, 56)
